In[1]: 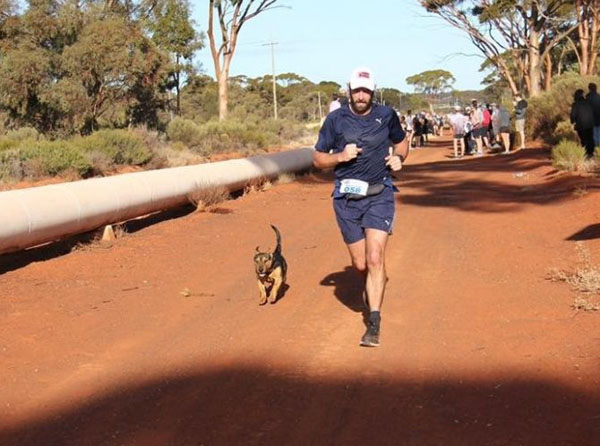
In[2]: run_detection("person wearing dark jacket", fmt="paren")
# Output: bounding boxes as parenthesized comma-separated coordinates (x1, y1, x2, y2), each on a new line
(586, 83, 600, 146)
(570, 89, 595, 158)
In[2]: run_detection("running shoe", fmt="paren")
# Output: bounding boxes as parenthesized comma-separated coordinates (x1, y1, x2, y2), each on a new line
(360, 322, 380, 347)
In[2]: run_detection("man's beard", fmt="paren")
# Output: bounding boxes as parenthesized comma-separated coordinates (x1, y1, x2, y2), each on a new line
(350, 96, 373, 115)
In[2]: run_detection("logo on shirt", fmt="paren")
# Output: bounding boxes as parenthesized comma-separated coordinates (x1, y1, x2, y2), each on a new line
(375, 118, 382, 124)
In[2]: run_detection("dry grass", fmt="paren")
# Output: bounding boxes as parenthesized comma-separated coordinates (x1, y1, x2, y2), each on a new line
(275, 172, 296, 185)
(549, 242, 600, 312)
(243, 176, 272, 195)
(548, 243, 600, 294)
(71, 223, 127, 251)
(113, 223, 127, 239)
(187, 184, 231, 212)
(571, 297, 599, 311)
(573, 185, 588, 198)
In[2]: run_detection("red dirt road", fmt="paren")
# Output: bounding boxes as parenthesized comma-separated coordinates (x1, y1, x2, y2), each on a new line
(1, 137, 599, 445)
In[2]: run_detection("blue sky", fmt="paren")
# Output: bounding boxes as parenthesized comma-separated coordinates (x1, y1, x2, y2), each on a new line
(192, 1, 487, 93)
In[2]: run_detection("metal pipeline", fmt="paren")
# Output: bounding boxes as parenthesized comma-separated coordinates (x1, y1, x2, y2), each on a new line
(0, 147, 314, 255)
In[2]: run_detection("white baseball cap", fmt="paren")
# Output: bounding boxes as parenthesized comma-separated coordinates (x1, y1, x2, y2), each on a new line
(349, 66, 376, 92)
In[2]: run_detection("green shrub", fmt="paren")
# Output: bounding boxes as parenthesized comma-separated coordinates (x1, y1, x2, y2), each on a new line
(170, 141, 188, 152)
(0, 149, 23, 181)
(166, 118, 202, 147)
(0, 138, 20, 152)
(20, 140, 92, 176)
(258, 118, 307, 142)
(551, 140, 588, 171)
(167, 117, 309, 156)
(553, 120, 578, 144)
(528, 73, 600, 143)
(6, 127, 40, 141)
(74, 129, 151, 166)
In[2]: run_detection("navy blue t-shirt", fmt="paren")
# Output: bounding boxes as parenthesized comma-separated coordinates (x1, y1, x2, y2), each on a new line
(315, 103, 405, 186)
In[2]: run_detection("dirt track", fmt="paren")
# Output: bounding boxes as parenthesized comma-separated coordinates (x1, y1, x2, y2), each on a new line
(1, 137, 600, 445)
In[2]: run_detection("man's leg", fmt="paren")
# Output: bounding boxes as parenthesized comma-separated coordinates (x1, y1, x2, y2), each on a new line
(501, 132, 510, 153)
(364, 228, 389, 312)
(359, 228, 390, 347)
(519, 130, 525, 149)
(346, 239, 366, 273)
(453, 138, 458, 157)
(475, 135, 483, 155)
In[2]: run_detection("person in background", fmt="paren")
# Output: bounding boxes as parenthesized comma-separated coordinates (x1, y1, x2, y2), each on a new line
(586, 83, 600, 147)
(413, 114, 424, 148)
(470, 100, 484, 156)
(448, 105, 467, 158)
(496, 104, 512, 154)
(490, 103, 500, 148)
(405, 109, 414, 150)
(328, 93, 341, 114)
(513, 93, 528, 150)
(570, 89, 595, 159)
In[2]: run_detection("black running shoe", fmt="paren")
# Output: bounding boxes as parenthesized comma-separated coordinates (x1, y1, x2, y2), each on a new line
(360, 322, 380, 347)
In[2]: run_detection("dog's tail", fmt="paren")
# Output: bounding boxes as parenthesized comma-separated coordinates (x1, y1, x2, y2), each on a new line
(270, 224, 282, 255)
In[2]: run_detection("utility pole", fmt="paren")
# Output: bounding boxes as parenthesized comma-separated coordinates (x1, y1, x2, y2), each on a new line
(263, 41, 278, 119)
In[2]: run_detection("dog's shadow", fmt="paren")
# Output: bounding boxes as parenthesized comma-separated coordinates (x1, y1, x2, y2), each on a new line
(320, 266, 369, 323)
(275, 283, 291, 303)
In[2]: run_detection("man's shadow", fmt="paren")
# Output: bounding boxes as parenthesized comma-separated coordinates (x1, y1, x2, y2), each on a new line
(320, 266, 369, 325)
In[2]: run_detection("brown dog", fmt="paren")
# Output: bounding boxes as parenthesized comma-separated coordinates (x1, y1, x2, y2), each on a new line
(254, 225, 287, 305)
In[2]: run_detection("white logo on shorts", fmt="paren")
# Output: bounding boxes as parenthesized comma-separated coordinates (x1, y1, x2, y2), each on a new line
(376, 118, 382, 124)
(384, 219, 390, 226)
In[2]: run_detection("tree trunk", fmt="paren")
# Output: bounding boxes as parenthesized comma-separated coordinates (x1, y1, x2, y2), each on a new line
(175, 54, 181, 116)
(544, 52, 552, 91)
(497, 57, 519, 96)
(217, 72, 228, 121)
(528, 28, 542, 97)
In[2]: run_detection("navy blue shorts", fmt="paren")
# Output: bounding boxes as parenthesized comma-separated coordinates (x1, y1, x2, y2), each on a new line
(333, 187, 396, 244)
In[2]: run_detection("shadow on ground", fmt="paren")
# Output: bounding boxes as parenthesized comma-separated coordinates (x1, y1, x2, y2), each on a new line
(1, 365, 598, 446)
(567, 223, 600, 241)
(399, 148, 600, 213)
(0, 205, 197, 275)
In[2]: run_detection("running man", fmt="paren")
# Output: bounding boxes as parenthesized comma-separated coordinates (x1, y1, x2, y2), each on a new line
(312, 67, 408, 347)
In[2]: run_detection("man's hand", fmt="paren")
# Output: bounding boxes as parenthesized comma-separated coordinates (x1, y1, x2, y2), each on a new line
(385, 147, 403, 171)
(338, 143, 362, 162)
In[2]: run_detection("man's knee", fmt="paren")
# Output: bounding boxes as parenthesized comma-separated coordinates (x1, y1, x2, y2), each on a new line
(352, 259, 367, 273)
(366, 248, 384, 269)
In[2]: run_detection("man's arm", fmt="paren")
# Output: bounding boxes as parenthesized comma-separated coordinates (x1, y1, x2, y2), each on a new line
(392, 137, 409, 162)
(384, 137, 409, 172)
(313, 144, 362, 169)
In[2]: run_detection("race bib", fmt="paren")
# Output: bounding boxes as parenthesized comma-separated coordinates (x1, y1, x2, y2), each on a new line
(340, 179, 369, 196)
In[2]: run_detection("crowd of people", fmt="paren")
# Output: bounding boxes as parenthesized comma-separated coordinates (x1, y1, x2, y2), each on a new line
(396, 98, 528, 158)
(328, 82, 600, 162)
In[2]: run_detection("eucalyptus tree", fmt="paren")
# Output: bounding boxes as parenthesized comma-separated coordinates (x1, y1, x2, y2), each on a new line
(421, 0, 577, 97)
(406, 69, 456, 95)
(150, 0, 203, 116)
(207, 0, 282, 121)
